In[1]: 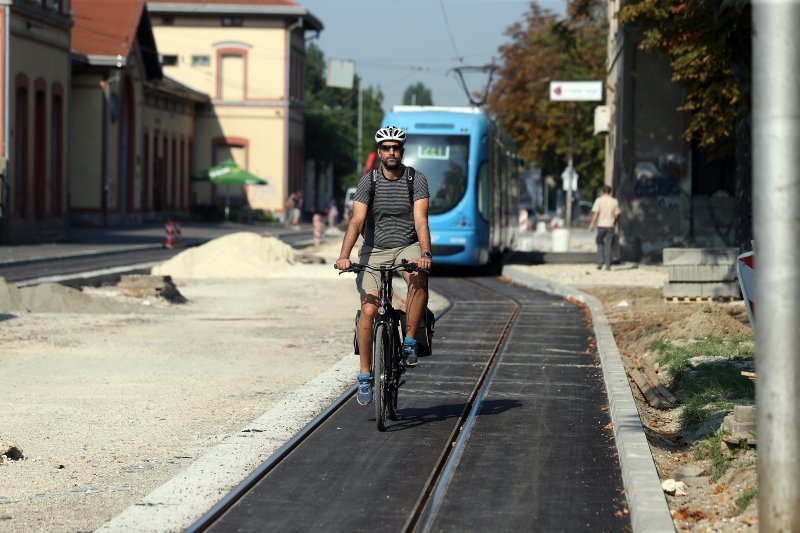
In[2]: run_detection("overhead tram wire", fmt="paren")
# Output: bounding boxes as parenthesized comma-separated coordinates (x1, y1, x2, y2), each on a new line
(438, 0, 464, 64)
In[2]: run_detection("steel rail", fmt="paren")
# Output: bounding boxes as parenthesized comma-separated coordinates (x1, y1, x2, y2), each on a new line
(403, 278, 521, 531)
(187, 298, 455, 532)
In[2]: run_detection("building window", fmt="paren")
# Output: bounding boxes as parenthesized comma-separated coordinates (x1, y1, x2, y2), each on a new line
(162, 15, 174, 25)
(161, 54, 178, 66)
(192, 55, 210, 67)
(219, 54, 245, 100)
(14, 86, 29, 219)
(51, 95, 63, 217)
(222, 16, 243, 27)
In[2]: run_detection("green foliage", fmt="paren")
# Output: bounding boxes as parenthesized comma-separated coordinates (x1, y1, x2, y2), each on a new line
(304, 42, 385, 197)
(692, 428, 733, 480)
(647, 336, 754, 435)
(733, 486, 757, 515)
(648, 336, 753, 375)
(402, 82, 433, 106)
(487, 0, 607, 199)
(618, 0, 751, 158)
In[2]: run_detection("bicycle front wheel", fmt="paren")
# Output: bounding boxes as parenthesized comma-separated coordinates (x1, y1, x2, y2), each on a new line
(373, 322, 391, 431)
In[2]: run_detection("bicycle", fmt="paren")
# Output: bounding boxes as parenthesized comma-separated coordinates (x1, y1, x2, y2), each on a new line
(339, 260, 425, 431)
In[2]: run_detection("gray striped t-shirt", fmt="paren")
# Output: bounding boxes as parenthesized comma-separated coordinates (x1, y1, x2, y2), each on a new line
(354, 166, 430, 249)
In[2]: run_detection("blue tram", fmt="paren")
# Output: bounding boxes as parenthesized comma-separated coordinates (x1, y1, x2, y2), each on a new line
(380, 106, 519, 267)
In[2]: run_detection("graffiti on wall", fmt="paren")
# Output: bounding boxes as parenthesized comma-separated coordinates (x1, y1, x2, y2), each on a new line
(623, 153, 686, 210)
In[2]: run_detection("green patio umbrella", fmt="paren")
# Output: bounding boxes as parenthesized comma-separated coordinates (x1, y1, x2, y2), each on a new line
(191, 159, 267, 220)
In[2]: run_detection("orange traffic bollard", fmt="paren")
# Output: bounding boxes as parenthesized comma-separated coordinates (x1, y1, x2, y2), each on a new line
(164, 220, 176, 248)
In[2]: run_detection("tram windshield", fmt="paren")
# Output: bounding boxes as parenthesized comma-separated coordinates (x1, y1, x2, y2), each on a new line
(402, 135, 469, 215)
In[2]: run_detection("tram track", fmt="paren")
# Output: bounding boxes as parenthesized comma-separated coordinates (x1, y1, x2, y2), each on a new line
(187, 277, 536, 532)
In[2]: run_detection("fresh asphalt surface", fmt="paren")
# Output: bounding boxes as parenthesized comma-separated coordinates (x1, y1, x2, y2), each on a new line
(1, 222, 672, 531)
(206, 277, 629, 531)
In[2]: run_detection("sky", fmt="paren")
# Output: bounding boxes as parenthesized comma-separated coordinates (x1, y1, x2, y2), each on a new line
(298, 0, 567, 113)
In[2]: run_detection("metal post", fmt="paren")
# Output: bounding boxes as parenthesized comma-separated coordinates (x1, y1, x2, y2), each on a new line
(565, 105, 575, 228)
(356, 79, 363, 176)
(753, 2, 800, 530)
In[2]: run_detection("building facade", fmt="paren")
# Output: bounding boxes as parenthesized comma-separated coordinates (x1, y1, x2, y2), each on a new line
(603, 0, 738, 260)
(147, 0, 322, 219)
(1, 0, 72, 243)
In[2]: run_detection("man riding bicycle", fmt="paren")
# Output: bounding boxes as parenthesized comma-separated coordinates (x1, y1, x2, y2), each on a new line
(335, 126, 433, 406)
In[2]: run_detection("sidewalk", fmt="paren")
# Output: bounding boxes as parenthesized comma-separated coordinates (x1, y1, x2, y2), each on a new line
(0, 221, 313, 266)
(1, 223, 597, 267)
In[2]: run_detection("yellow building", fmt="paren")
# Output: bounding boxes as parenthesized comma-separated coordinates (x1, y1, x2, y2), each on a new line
(1, 0, 72, 243)
(147, 0, 322, 219)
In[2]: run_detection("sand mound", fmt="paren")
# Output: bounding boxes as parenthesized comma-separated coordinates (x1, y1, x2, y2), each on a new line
(659, 307, 752, 340)
(152, 232, 296, 279)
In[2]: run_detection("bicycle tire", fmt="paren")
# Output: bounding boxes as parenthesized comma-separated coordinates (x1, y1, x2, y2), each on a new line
(374, 322, 390, 431)
(387, 321, 400, 421)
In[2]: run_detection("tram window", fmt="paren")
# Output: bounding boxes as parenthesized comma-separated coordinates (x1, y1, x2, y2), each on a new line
(477, 161, 490, 222)
(402, 134, 469, 215)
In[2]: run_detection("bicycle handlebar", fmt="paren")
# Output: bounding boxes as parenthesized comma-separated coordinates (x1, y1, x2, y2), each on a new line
(335, 260, 427, 275)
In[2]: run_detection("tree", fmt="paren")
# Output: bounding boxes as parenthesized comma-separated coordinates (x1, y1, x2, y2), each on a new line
(402, 82, 433, 106)
(487, 0, 608, 200)
(304, 43, 386, 195)
(618, 0, 752, 249)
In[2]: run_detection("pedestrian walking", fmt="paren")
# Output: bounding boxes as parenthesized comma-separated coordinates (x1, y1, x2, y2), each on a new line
(291, 191, 303, 228)
(588, 185, 620, 271)
(326, 198, 339, 228)
(284, 192, 297, 228)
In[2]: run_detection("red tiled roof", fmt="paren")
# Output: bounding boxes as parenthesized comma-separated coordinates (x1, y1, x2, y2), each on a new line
(72, 0, 145, 58)
(148, 0, 297, 5)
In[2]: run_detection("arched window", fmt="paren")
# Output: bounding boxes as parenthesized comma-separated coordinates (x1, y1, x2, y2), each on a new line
(51, 84, 64, 217)
(34, 81, 46, 220)
(14, 76, 29, 219)
(215, 46, 248, 100)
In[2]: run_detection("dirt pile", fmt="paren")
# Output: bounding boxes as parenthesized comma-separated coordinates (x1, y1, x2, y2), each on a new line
(0, 278, 149, 314)
(152, 232, 296, 279)
(659, 307, 752, 341)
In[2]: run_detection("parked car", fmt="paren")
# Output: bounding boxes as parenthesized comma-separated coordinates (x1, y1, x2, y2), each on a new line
(345, 187, 357, 210)
(343, 187, 357, 221)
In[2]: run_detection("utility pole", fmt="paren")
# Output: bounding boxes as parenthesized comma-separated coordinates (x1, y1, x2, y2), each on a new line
(753, 2, 800, 530)
(356, 77, 362, 176)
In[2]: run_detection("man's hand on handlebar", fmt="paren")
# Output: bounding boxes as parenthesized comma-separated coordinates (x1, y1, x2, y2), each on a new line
(335, 258, 351, 270)
(417, 255, 432, 272)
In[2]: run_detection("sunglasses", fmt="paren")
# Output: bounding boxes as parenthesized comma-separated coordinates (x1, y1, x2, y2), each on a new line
(379, 144, 403, 153)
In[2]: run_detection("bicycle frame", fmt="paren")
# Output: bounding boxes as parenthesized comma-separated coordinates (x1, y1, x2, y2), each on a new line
(340, 261, 421, 430)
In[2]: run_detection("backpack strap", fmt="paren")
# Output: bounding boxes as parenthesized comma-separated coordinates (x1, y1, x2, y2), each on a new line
(368, 169, 378, 209)
(407, 167, 415, 205)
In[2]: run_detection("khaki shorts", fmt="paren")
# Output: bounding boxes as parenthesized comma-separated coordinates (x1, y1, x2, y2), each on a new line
(356, 243, 421, 295)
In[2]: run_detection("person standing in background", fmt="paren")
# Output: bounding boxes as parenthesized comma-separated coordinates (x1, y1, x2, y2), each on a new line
(312, 212, 323, 246)
(290, 191, 303, 228)
(285, 191, 297, 228)
(589, 185, 620, 271)
(327, 198, 339, 228)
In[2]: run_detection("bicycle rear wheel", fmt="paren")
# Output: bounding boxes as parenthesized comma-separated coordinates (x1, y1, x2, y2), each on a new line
(373, 322, 391, 431)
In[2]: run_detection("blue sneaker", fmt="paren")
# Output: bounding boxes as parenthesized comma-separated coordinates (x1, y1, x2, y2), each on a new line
(356, 372, 373, 405)
(402, 338, 418, 368)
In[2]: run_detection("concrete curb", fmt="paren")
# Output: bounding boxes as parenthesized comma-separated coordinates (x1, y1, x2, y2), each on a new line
(503, 265, 675, 533)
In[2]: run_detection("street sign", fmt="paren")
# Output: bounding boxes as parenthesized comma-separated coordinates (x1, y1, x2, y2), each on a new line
(549, 81, 603, 102)
(736, 251, 755, 333)
(561, 165, 578, 191)
(326, 60, 355, 89)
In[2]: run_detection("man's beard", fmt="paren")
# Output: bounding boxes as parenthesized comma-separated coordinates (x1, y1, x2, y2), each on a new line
(381, 156, 402, 170)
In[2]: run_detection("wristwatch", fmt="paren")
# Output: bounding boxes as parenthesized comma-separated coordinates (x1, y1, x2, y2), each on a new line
(422, 251, 433, 259)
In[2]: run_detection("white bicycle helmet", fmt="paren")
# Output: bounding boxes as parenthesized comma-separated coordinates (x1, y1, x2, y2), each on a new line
(374, 126, 406, 145)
